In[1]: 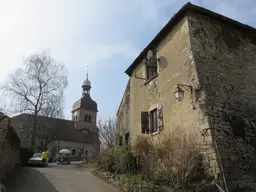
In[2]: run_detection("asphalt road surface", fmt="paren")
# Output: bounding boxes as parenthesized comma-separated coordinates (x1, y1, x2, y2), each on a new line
(8, 162, 119, 192)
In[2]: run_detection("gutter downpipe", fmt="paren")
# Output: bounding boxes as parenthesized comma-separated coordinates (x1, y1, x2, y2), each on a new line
(213, 138, 228, 192)
(208, 115, 228, 192)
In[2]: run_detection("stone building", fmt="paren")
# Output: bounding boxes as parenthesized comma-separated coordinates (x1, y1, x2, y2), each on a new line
(116, 80, 130, 146)
(11, 72, 100, 159)
(72, 72, 99, 135)
(117, 2, 256, 191)
(0, 113, 20, 183)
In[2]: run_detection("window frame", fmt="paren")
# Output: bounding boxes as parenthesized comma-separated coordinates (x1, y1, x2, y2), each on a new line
(141, 111, 149, 134)
(119, 136, 123, 146)
(145, 51, 158, 81)
(149, 109, 158, 133)
(141, 108, 159, 135)
(146, 65, 158, 80)
(125, 133, 130, 146)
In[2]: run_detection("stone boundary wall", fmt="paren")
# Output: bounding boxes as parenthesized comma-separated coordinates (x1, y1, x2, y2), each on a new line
(0, 114, 20, 183)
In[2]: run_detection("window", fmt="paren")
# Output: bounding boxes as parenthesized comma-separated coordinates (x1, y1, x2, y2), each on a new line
(147, 65, 157, 79)
(119, 136, 123, 146)
(72, 149, 76, 156)
(146, 52, 158, 79)
(141, 112, 149, 134)
(149, 109, 158, 133)
(141, 109, 159, 134)
(88, 115, 92, 122)
(125, 133, 129, 145)
(84, 115, 88, 122)
(75, 115, 78, 121)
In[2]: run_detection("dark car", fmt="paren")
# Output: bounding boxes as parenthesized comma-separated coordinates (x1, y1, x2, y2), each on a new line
(56, 153, 70, 164)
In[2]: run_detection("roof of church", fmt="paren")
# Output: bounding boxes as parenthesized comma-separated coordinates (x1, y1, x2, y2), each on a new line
(72, 93, 98, 112)
(11, 113, 99, 144)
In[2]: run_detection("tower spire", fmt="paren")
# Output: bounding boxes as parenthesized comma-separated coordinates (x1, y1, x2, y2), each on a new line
(82, 65, 91, 96)
(86, 65, 88, 79)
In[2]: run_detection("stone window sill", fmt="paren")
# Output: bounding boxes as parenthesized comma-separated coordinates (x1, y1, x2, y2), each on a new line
(151, 131, 160, 136)
(144, 73, 159, 86)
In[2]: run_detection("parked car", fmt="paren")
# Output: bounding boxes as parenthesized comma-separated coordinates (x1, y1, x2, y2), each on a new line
(28, 153, 49, 167)
(56, 149, 71, 164)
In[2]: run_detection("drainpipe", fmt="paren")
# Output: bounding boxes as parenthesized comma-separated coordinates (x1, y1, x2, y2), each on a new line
(205, 114, 228, 192)
(213, 139, 229, 192)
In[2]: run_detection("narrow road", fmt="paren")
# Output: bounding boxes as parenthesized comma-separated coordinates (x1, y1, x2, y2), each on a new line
(8, 163, 119, 192)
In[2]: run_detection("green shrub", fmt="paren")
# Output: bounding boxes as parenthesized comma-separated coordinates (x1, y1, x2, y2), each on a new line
(97, 147, 115, 172)
(97, 146, 137, 174)
(112, 146, 137, 174)
(97, 127, 213, 190)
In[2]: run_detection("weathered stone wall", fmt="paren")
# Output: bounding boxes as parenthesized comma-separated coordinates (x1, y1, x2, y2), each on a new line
(188, 10, 256, 191)
(0, 114, 20, 183)
(128, 16, 207, 146)
(116, 80, 130, 145)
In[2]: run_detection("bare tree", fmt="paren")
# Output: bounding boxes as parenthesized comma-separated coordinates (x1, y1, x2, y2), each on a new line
(36, 92, 64, 150)
(0, 95, 10, 115)
(1, 50, 68, 150)
(98, 117, 118, 148)
(36, 124, 60, 151)
(39, 90, 65, 119)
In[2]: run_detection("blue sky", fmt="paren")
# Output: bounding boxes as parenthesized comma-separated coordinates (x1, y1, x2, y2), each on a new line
(0, 0, 255, 120)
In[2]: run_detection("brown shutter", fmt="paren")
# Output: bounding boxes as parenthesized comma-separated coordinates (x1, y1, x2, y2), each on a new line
(141, 112, 149, 134)
(157, 106, 164, 131)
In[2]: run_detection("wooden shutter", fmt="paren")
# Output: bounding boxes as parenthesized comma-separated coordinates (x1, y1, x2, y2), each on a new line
(141, 112, 149, 134)
(157, 106, 164, 131)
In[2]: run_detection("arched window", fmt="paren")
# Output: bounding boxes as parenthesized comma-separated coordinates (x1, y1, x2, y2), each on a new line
(84, 115, 88, 122)
(72, 149, 76, 156)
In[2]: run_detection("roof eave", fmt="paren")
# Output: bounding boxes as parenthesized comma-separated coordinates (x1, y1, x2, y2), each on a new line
(116, 79, 130, 116)
(124, 2, 191, 76)
(124, 2, 256, 76)
(71, 107, 98, 113)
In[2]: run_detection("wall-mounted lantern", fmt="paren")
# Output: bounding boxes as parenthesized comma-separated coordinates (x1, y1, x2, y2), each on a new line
(174, 84, 195, 109)
(174, 86, 185, 101)
(174, 84, 192, 101)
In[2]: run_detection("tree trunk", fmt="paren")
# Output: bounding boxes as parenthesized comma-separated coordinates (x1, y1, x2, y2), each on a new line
(31, 112, 37, 151)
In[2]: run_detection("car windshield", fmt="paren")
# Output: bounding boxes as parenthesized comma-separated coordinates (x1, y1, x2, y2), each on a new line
(59, 153, 68, 157)
(33, 153, 42, 157)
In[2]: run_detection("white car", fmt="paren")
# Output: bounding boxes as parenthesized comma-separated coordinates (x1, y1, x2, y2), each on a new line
(28, 153, 49, 167)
